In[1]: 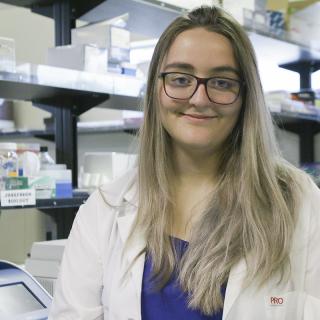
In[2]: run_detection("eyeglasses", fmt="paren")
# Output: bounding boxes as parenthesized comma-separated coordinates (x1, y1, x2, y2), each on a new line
(159, 72, 243, 105)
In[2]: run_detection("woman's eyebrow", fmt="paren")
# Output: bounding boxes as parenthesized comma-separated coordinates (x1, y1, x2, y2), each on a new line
(163, 63, 194, 72)
(209, 66, 240, 76)
(162, 63, 240, 76)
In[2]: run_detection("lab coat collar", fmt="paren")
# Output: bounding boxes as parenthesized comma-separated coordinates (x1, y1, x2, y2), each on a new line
(123, 178, 139, 207)
(99, 168, 138, 207)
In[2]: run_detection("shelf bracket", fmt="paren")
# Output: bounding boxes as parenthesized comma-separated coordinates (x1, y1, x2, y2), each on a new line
(279, 60, 320, 90)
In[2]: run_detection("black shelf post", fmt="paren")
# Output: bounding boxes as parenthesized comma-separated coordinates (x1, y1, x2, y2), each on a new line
(53, 0, 78, 188)
(276, 120, 320, 164)
(33, 0, 85, 238)
(279, 59, 320, 164)
(53, 0, 74, 46)
(50, 0, 77, 238)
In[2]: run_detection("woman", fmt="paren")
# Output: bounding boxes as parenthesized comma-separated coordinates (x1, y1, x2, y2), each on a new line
(49, 6, 320, 320)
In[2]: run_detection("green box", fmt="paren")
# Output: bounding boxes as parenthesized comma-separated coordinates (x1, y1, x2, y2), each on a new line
(4, 177, 29, 190)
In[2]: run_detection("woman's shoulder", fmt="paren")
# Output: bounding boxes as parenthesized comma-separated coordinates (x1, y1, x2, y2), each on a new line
(285, 165, 320, 238)
(286, 164, 320, 202)
(277, 160, 317, 192)
(276, 160, 319, 216)
(298, 172, 320, 217)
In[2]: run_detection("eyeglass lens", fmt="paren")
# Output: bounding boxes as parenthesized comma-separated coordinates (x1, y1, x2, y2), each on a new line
(163, 73, 241, 104)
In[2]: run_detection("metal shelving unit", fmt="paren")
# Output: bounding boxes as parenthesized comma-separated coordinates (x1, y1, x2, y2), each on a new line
(0, 64, 143, 185)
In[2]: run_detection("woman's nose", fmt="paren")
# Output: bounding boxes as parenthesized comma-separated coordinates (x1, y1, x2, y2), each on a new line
(188, 83, 211, 106)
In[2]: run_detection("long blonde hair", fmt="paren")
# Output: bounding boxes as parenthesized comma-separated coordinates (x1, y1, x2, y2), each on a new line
(131, 6, 303, 315)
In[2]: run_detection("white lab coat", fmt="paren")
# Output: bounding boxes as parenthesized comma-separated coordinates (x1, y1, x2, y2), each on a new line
(49, 169, 320, 320)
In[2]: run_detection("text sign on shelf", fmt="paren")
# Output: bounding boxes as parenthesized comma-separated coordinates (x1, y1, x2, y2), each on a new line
(1, 189, 36, 207)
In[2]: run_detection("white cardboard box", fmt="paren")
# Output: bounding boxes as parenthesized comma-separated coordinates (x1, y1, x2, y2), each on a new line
(47, 44, 108, 74)
(72, 22, 130, 63)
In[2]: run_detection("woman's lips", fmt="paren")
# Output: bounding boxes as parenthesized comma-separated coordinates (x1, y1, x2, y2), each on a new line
(180, 113, 217, 121)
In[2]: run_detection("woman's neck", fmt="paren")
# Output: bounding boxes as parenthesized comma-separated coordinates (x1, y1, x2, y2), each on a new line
(170, 145, 219, 240)
(172, 144, 220, 184)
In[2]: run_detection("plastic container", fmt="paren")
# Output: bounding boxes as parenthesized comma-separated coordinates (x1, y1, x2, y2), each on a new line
(29, 169, 72, 199)
(16, 143, 40, 177)
(0, 142, 18, 178)
(43, 169, 72, 198)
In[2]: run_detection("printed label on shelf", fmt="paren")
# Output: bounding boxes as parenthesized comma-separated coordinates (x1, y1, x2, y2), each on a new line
(1, 189, 36, 207)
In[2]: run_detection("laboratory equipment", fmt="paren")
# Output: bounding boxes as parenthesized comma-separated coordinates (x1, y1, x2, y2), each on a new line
(0, 260, 52, 320)
(25, 240, 66, 296)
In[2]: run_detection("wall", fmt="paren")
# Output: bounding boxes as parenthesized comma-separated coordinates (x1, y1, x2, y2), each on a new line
(0, 4, 54, 129)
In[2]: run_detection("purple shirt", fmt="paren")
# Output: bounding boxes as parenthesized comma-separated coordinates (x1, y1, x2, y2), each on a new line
(141, 238, 226, 319)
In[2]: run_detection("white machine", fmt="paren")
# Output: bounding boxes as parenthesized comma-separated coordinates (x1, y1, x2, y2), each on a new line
(25, 239, 67, 296)
(0, 260, 52, 320)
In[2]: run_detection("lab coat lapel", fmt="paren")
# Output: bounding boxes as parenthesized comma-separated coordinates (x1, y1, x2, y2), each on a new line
(117, 171, 146, 301)
(127, 233, 146, 314)
(223, 258, 247, 320)
(117, 209, 146, 317)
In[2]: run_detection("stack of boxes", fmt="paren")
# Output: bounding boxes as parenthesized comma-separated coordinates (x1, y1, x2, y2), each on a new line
(222, 0, 320, 47)
(47, 15, 133, 75)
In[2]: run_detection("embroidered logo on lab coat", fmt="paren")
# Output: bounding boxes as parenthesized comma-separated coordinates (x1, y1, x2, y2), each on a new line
(269, 296, 284, 306)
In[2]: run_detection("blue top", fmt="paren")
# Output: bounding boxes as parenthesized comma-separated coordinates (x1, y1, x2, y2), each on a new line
(141, 238, 226, 319)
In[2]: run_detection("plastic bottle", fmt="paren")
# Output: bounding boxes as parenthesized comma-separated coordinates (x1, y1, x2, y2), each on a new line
(0, 142, 18, 177)
(39, 146, 55, 169)
(16, 143, 40, 177)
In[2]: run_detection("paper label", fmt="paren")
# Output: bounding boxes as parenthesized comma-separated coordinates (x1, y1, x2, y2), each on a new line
(1, 189, 36, 207)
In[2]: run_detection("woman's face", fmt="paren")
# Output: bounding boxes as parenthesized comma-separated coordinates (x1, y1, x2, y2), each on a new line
(159, 27, 243, 155)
